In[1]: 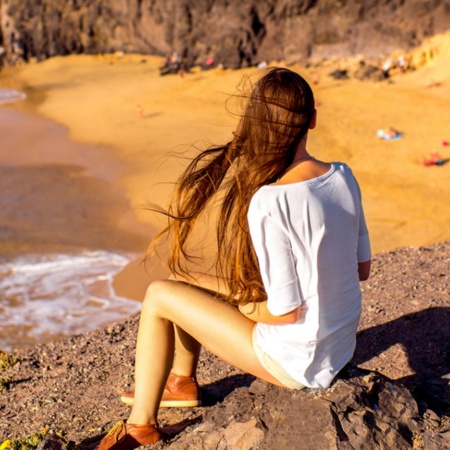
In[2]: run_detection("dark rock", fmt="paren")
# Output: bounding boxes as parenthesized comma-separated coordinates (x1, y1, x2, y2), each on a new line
(414, 376, 450, 417)
(36, 434, 69, 450)
(164, 367, 421, 449)
(329, 69, 349, 80)
(1, 0, 450, 68)
(353, 61, 385, 81)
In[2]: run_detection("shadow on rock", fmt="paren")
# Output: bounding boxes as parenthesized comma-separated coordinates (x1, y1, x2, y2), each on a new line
(201, 373, 256, 407)
(353, 306, 450, 413)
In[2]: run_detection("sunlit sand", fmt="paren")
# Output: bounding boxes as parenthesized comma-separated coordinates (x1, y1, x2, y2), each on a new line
(1, 32, 449, 299)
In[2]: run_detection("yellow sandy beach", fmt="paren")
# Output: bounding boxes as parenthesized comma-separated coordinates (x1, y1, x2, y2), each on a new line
(1, 34, 449, 299)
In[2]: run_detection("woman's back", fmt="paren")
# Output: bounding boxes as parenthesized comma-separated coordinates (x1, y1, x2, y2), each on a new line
(248, 162, 370, 387)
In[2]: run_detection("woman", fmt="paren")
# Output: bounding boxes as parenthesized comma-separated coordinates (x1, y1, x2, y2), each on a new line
(97, 67, 371, 449)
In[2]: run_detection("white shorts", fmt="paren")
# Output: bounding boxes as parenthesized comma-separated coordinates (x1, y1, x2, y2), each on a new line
(252, 325, 305, 390)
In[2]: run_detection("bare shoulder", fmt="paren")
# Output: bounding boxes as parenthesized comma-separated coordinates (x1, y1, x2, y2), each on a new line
(275, 160, 332, 185)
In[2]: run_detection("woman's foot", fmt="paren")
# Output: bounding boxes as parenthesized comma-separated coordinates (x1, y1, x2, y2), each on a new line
(121, 373, 201, 408)
(97, 420, 161, 450)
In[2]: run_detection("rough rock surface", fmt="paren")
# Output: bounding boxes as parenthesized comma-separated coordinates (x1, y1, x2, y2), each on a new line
(1, 242, 449, 449)
(167, 368, 423, 450)
(1, 0, 450, 69)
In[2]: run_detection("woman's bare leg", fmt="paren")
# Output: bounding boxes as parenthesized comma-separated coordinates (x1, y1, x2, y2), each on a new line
(171, 325, 201, 377)
(128, 279, 283, 425)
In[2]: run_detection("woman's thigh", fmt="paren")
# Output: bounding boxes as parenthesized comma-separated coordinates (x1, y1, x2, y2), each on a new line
(143, 280, 285, 387)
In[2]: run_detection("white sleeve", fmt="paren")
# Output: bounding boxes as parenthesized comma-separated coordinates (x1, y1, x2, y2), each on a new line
(248, 208, 302, 316)
(352, 171, 371, 263)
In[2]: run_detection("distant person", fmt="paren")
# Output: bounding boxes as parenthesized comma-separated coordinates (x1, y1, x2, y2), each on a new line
(162, 55, 170, 68)
(95, 68, 371, 449)
(418, 151, 444, 166)
(257, 61, 268, 70)
(376, 127, 402, 140)
(159, 54, 183, 76)
(179, 62, 186, 77)
(311, 70, 320, 85)
(382, 58, 393, 79)
(397, 55, 405, 74)
(202, 57, 215, 70)
(136, 104, 144, 119)
(425, 79, 443, 88)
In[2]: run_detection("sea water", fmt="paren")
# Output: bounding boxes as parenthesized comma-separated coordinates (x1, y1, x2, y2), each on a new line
(0, 250, 141, 352)
(0, 99, 142, 352)
(0, 87, 27, 105)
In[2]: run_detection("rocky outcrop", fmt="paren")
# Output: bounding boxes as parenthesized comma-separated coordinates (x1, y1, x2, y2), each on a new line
(1, 0, 450, 69)
(19, 367, 450, 449)
(1, 243, 449, 449)
(165, 367, 425, 450)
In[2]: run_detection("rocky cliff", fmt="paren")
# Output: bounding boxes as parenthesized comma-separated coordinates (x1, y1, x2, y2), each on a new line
(1, 0, 450, 69)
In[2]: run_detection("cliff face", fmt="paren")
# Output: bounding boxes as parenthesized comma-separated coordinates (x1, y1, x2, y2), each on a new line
(1, 0, 450, 68)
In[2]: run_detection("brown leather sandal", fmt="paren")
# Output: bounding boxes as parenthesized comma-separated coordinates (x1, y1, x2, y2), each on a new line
(96, 420, 161, 450)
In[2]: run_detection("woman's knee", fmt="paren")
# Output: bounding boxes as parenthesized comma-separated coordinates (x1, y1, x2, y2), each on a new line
(142, 279, 173, 313)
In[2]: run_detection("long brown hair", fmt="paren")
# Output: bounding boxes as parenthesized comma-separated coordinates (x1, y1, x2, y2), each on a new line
(149, 67, 315, 306)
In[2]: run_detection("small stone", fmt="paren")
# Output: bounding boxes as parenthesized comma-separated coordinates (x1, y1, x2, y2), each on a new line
(223, 419, 264, 449)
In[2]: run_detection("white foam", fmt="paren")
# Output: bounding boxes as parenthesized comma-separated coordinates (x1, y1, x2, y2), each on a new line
(0, 251, 141, 351)
(0, 87, 27, 105)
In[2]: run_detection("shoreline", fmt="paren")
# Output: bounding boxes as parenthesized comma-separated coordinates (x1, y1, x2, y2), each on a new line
(0, 106, 160, 351)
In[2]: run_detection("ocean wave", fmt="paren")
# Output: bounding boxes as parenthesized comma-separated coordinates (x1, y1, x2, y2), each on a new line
(0, 87, 27, 105)
(0, 250, 141, 351)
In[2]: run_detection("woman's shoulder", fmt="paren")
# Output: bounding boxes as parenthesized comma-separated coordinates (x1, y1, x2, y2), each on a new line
(249, 162, 353, 205)
(268, 161, 343, 189)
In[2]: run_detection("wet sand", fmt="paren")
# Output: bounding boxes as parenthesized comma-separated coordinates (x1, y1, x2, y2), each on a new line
(1, 44, 449, 301)
(0, 107, 149, 256)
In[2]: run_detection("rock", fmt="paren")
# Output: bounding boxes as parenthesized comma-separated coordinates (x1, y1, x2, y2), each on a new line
(160, 366, 421, 449)
(414, 376, 450, 417)
(36, 434, 69, 450)
(326, 369, 420, 449)
(353, 61, 385, 81)
(223, 419, 264, 449)
(424, 430, 450, 450)
(2, 244, 449, 448)
(167, 419, 264, 450)
(329, 69, 349, 80)
(1, 0, 450, 68)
